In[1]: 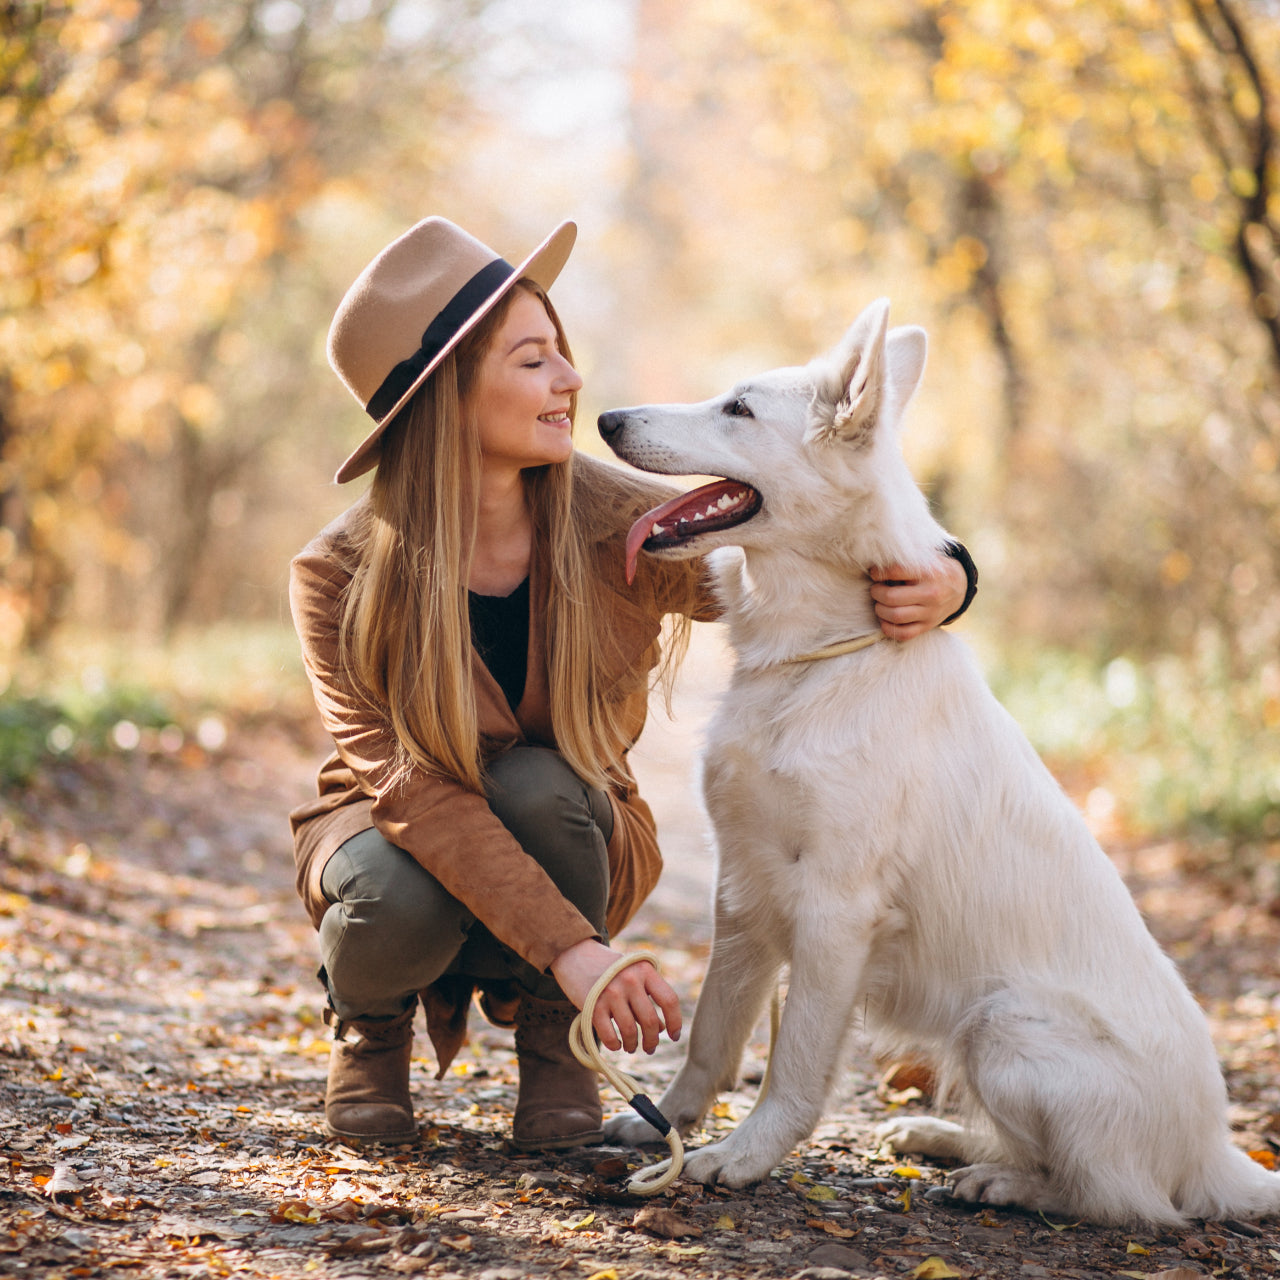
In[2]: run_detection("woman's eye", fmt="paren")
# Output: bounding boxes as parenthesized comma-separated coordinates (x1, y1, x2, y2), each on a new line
(726, 398, 752, 418)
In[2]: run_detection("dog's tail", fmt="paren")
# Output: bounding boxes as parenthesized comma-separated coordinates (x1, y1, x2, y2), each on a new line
(1177, 1143, 1280, 1221)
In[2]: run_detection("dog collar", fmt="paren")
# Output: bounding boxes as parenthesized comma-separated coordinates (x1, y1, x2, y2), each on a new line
(780, 632, 885, 665)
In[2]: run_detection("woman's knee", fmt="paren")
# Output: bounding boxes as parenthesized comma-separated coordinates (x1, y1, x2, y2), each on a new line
(485, 746, 612, 928)
(319, 830, 472, 1017)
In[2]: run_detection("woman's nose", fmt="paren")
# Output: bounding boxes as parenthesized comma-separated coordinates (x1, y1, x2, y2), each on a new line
(556, 359, 584, 393)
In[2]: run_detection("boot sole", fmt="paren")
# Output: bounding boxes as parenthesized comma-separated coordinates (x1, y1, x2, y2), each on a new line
(510, 1126, 605, 1153)
(323, 1120, 419, 1145)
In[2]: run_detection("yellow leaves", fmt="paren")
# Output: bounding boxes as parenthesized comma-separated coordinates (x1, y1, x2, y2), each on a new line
(1247, 1148, 1277, 1169)
(273, 1200, 321, 1224)
(911, 1257, 965, 1279)
(805, 1183, 840, 1201)
(584, 1271, 618, 1280)
(1126, 1241, 1151, 1255)
(1229, 167, 1259, 199)
(1038, 1212, 1082, 1231)
(891, 1165, 923, 1179)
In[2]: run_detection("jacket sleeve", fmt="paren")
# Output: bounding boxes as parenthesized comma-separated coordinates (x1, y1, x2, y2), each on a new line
(288, 545, 598, 975)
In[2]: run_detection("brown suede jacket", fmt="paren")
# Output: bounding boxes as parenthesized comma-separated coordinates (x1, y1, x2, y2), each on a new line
(289, 454, 720, 1063)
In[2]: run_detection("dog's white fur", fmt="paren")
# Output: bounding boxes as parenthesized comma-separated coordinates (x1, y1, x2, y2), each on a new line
(599, 300, 1280, 1226)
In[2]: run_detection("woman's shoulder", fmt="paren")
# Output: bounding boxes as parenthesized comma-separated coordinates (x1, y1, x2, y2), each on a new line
(293, 497, 368, 571)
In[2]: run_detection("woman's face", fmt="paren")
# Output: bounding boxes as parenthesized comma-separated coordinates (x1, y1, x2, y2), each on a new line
(469, 289, 583, 476)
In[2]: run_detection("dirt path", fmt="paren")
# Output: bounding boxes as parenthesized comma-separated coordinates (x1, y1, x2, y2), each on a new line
(3, 628, 1280, 1279)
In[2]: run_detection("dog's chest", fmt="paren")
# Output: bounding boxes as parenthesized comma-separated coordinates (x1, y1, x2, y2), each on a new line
(702, 669, 879, 881)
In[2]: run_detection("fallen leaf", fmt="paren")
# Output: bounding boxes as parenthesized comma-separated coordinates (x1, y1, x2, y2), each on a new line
(325, 1232, 393, 1257)
(892, 1165, 923, 1179)
(1247, 1149, 1276, 1169)
(565, 1213, 596, 1231)
(878, 1060, 936, 1101)
(1126, 1241, 1151, 1255)
(895, 1186, 912, 1212)
(440, 1234, 472, 1252)
(805, 1184, 839, 1201)
(713, 1214, 736, 1231)
(631, 1206, 703, 1239)
(273, 1200, 321, 1224)
(45, 1163, 84, 1199)
(910, 1258, 964, 1279)
(663, 1246, 706, 1257)
(807, 1218, 856, 1238)
(320, 1199, 363, 1222)
(386, 1256, 433, 1274)
(1037, 1211, 1081, 1231)
(585, 1271, 618, 1280)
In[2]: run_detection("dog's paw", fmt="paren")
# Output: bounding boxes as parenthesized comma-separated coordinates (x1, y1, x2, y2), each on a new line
(875, 1115, 968, 1161)
(603, 1111, 667, 1147)
(948, 1163, 1067, 1215)
(681, 1138, 776, 1188)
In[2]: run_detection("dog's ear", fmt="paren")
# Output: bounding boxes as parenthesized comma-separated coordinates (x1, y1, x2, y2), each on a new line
(885, 324, 928, 417)
(808, 299, 891, 446)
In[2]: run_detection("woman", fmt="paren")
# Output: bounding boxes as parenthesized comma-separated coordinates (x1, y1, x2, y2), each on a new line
(289, 216, 974, 1150)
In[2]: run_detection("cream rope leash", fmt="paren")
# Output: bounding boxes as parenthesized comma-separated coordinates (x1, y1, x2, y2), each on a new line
(568, 951, 683, 1196)
(779, 631, 884, 665)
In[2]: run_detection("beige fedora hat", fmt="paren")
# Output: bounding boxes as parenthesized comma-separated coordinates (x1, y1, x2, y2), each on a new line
(328, 217, 577, 484)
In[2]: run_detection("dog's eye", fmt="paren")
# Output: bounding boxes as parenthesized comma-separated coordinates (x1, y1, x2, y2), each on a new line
(725, 398, 753, 418)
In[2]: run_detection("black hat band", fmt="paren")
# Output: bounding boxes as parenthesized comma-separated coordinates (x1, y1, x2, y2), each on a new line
(365, 256, 515, 422)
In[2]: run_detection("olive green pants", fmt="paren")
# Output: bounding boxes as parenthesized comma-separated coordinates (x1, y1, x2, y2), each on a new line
(318, 746, 614, 1021)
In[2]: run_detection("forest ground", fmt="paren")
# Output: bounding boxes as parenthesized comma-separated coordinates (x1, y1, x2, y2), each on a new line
(3, 627, 1280, 1280)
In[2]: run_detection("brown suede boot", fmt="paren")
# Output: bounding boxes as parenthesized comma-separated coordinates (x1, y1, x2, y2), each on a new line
(512, 995, 604, 1152)
(323, 1006, 418, 1144)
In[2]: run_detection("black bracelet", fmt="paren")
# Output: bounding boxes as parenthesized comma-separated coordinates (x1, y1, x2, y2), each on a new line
(941, 541, 979, 625)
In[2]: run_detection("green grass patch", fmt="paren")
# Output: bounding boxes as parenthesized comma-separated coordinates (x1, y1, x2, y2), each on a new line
(981, 637, 1280, 842)
(1, 622, 310, 788)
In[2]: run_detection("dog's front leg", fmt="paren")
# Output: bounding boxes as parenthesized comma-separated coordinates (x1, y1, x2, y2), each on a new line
(604, 897, 784, 1146)
(680, 918, 870, 1187)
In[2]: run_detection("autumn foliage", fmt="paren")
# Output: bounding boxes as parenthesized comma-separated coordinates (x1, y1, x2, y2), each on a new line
(2, 0, 1280, 833)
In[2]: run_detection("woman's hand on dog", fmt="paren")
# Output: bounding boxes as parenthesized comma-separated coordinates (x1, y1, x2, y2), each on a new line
(870, 554, 968, 641)
(550, 938, 682, 1053)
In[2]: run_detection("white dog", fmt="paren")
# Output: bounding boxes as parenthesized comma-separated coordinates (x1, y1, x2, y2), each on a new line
(596, 299, 1280, 1227)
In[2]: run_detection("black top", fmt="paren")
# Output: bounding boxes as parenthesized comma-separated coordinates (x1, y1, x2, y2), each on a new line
(468, 576, 530, 712)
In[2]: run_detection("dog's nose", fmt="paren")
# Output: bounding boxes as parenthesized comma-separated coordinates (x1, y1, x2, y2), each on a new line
(597, 410, 627, 440)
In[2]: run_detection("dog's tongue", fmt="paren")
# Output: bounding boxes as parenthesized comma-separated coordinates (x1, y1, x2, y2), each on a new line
(624, 479, 744, 584)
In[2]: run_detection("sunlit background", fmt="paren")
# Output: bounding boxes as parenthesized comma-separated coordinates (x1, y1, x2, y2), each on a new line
(4, 0, 1280, 877)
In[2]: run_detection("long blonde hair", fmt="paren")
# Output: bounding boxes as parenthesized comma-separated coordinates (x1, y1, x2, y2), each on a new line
(338, 281, 633, 793)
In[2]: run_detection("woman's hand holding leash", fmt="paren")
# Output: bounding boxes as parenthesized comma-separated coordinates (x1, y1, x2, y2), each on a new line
(550, 938, 682, 1052)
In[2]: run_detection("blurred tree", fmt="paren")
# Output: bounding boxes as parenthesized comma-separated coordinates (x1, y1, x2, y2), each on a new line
(619, 0, 1280, 670)
(0, 0, 486, 662)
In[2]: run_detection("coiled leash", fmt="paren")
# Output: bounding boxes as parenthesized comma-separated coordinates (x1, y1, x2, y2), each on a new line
(567, 951, 683, 1195)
